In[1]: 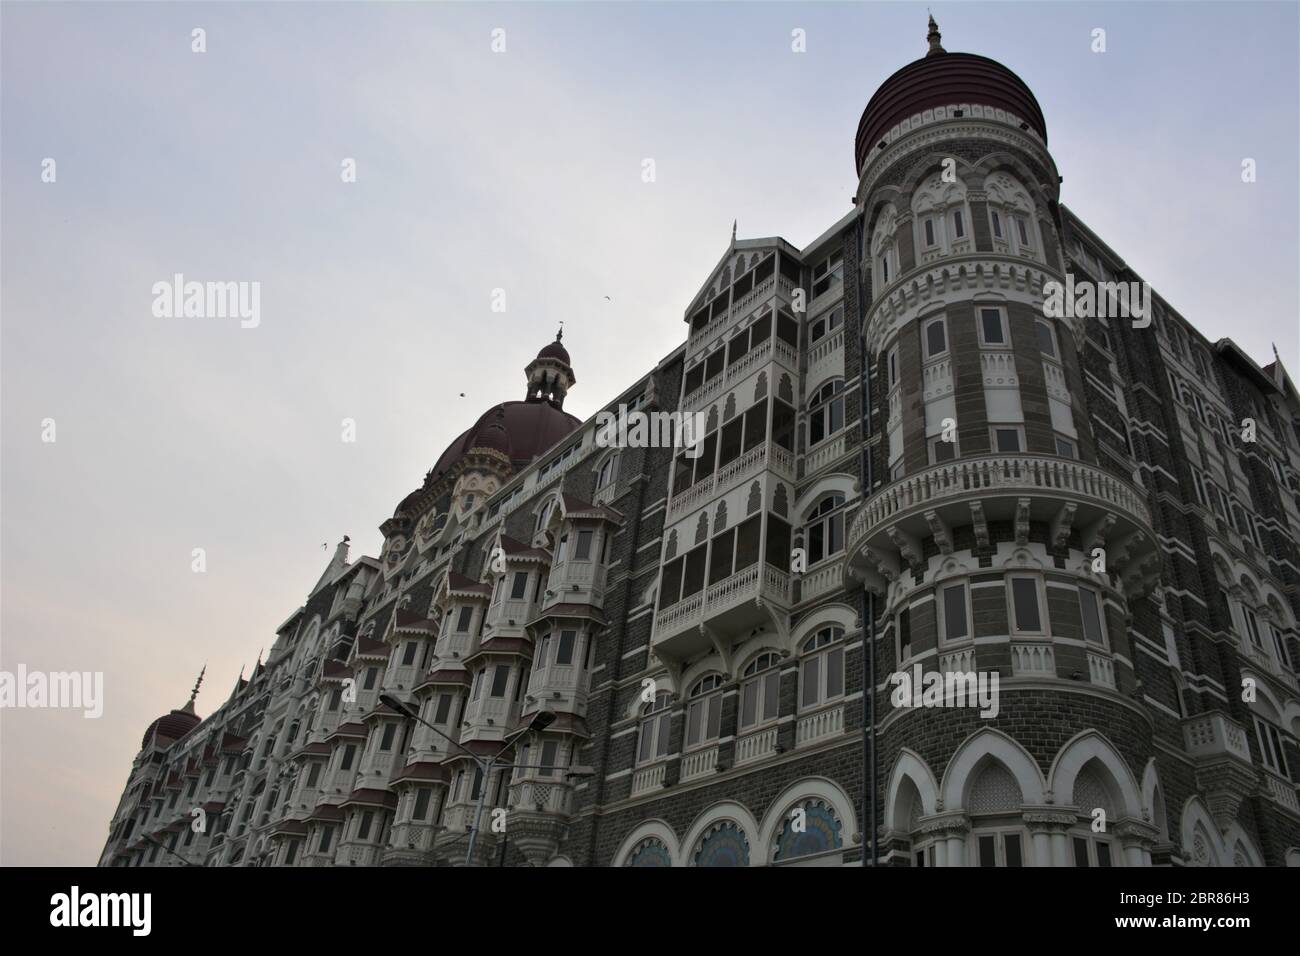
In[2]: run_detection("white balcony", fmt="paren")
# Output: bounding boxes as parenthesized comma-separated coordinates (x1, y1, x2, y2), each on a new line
(845, 455, 1158, 598)
(527, 662, 588, 713)
(1181, 713, 1252, 765)
(509, 778, 575, 816)
(734, 726, 778, 765)
(1010, 642, 1054, 676)
(652, 563, 791, 660)
(680, 745, 719, 781)
(796, 704, 843, 747)
(631, 762, 667, 796)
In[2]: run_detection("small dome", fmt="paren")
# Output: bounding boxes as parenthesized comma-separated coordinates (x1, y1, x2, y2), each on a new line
(537, 338, 570, 365)
(142, 706, 201, 749)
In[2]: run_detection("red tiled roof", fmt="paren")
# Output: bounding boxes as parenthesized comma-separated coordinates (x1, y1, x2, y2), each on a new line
(447, 572, 492, 598)
(341, 788, 398, 810)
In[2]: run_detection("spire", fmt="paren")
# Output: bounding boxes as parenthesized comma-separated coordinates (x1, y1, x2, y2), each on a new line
(555, 323, 563, 343)
(926, 13, 946, 57)
(310, 536, 351, 596)
(731, 219, 737, 246)
(180, 665, 205, 715)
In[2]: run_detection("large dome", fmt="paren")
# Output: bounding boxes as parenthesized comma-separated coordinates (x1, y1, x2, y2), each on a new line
(854, 21, 1046, 175)
(430, 399, 580, 478)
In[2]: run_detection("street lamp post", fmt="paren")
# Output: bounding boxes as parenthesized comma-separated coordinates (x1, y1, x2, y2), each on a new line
(379, 694, 583, 866)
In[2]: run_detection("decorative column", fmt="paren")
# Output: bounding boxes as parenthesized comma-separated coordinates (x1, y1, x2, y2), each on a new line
(1024, 810, 1076, 867)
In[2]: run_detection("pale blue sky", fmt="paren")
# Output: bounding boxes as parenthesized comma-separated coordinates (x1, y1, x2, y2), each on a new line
(2, 1, 1296, 865)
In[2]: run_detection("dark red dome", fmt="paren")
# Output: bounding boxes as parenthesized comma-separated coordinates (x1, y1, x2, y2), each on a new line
(142, 707, 201, 748)
(854, 51, 1047, 175)
(537, 339, 571, 364)
(431, 400, 580, 479)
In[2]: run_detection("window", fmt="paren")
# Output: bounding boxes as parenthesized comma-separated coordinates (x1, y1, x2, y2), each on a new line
(1055, 437, 1076, 458)
(992, 427, 1023, 453)
(1269, 623, 1292, 670)
(401, 641, 418, 666)
(339, 744, 356, 771)
(1242, 606, 1263, 649)
(1015, 216, 1031, 247)
(923, 217, 936, 247)
(812, 250, 842, 298)
(809, 307, 843, 344)
(575, 530, 594, 560)
(357, 810, 374, 841)
(509, 572, 529, 600)
(923, 316, 948, 358)
(1036, 320, 1057, 358)
(805, 495, 846, 566)
(896, 607, 912, 662)
(306, 761, 321, 788)
(434, 694, 453, 724)
(990, 209, 1003, 240)
(456, 606, 474, 632)
(379, 723, 397, 751)
(1009, 577, 1044, 634)
(880, 255, 890, 284)
(1078, 588, 1107, 646)
(556, 630, 576, 666)
(978, 308, 1007, 346)
(887, 347, 898, 388)
(413, 787, 432, 821)
(539, 740, 559, 777)
(1254, 717, 1290, 778)
(363, 667, 378, 690)
(952, 209, 965, 239)
(471, 669, 485, 700)
(319, 825, 334, 853)
(740, 653, 781, 729)
(800, 627, 845, 709)
(808, 380, 845, 447)
(940, 582, 970, 643)
(637, 692, 673, 764)
(490, 664, 510, 697)
(595, 454, 619, 490)
(975, 829, 1025, 867)
(685, 675, 724, 748)
(929, 436, 958, 464)
(1072, 833, 1114, 867)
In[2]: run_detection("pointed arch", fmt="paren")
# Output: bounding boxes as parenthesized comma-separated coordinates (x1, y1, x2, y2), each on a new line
(1047, 730, 1143, 817)
(757, 776, 857, 864)
(884, 749, 940, 830)
(941, 728, 1045, 809)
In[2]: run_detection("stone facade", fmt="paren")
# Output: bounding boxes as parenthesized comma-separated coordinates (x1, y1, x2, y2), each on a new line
(98, 22, 1300, 869)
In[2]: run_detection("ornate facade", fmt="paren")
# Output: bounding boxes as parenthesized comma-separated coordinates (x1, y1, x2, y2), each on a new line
(99, 20, 1300, 867)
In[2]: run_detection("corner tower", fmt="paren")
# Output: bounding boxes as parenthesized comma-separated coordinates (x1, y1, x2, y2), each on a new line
(846, 20, 1163, 866)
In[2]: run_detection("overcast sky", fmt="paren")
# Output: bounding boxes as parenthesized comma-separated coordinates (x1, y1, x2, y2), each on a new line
(2, 1, 1296, 866)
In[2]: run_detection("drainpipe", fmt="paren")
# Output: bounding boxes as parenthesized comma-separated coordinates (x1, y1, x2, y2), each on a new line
(856, 224, 877, 866)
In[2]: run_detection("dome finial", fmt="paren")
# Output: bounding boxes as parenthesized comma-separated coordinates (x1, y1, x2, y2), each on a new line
(180, 664, 205, 715)
(555, 321, 563, 343)
(926, 12, 945, 57)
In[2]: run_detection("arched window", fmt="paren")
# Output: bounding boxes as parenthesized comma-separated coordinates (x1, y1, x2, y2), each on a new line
(774, 799, 843, 862)
(636, 691, 672, 764)
(739, 653, 781, 730)
(595, 453, 619, 492)
(871, 204, 899, 289)
(911, 172, 970, 261)
(694, 821, 750, 867)
(808, 380, 845, 447)
(800, 627, 845, 710)
(804, 495, 846, 566)
(983, 172, 1039, 261)
(625, 837, 672, 867)
(685, 675, 724, 749)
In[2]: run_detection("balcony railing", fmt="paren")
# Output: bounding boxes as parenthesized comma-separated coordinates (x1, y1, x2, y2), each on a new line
(796, 704, 843, 747)
(631, 762, 667, 796)
(734, 726, 778, 765)
(1262, 770, 1300, 815)
(1181, 712, 1252, 765)
(680, 745, 719, 781)
(847, 455, 1152, 557)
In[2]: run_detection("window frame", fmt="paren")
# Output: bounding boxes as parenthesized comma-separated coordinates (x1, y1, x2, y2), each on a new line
(977, 306, 1010, 348)
(738, 652, 782, 731)
(1007, 574, 1048, 637)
